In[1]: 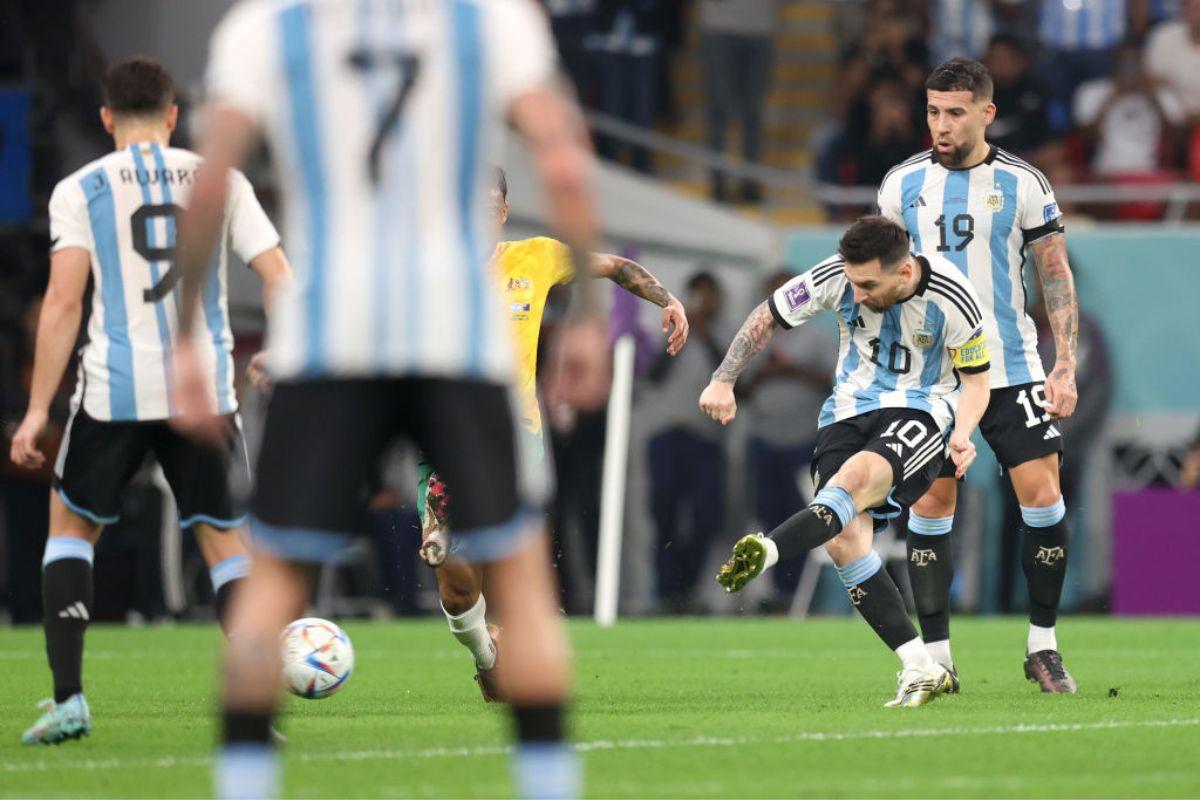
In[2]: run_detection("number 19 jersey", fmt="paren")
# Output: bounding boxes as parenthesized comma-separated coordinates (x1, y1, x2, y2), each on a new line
(49, 144, 281, 422)
(877, 146, 1063, 390)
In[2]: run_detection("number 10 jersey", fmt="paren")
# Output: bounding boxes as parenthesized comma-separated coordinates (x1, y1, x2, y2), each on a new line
(876, 146, 1063, 390)
(49, 143, 280, 421)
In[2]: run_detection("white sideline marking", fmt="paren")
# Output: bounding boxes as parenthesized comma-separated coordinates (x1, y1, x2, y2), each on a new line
(4, 718, 1197, 774)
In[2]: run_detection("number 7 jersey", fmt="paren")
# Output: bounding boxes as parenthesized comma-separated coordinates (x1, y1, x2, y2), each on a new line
(49, 143, 280, 421)
(876, 146, 1063, 390)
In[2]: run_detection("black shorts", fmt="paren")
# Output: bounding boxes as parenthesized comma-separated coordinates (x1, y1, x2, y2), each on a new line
(937, 381, 1065, 478)
(811, 408, 948, 529)
(251, 377, 546, 564)
(53, 407, 248, 528)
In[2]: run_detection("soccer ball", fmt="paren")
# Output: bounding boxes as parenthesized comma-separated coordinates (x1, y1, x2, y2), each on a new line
(280, 618, 354, 699)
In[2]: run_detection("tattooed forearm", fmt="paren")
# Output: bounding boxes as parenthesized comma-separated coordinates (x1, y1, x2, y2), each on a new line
(607, 257, 670, 307)
(1031, 232, 1078, 366)
(713, 301, 776, 383)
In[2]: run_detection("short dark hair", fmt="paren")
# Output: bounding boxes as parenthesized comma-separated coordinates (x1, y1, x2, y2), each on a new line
(494, 166, 508, 201)
(102, 56, 174, 116)
(925, 56, 993, 101)
(838, 216, 910, 270)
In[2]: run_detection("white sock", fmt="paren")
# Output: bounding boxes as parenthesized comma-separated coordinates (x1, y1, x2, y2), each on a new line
(894, 637, 935, 671)
(215, 744, 279, 800)
(444, 595, 496, 670)
(1028, 624, 1057, 654)
(926, 639, 953, 670)
(761, 534, 779, 570)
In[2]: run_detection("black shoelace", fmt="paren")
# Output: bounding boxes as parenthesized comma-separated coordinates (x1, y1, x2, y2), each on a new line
(1040, 650, 1067, 681)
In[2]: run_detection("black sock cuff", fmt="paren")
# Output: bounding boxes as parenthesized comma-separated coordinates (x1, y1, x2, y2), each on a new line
(223, 709, 273, 746)
(512, 702, 566, 743)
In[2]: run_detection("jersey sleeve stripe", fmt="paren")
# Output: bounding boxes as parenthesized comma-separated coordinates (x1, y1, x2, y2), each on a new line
(767, 294, 794, 329)
(928, 274, 982, 321)
(881, 150, 933, 185)
(994, 151, 1051, 193)
(928, 284, 981, 328)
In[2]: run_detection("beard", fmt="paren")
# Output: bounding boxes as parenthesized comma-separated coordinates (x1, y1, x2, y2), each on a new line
(934, 140, 976, 168)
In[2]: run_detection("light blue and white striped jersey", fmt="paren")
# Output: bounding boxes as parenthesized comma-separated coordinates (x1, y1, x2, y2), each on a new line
(877, 146, 1063, 389)
(930, 0, 995, 66)
(1038, 0, 1125, 51)
(49, 145, 280, 422)
(769, 253, 990, 434)
(205, 0, 558, 382)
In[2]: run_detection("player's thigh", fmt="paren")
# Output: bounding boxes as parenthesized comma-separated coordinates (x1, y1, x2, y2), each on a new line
(48, 491, 103, 543)
(980, 382, 1065, 473)
(153, 416, 248, 530)
(53, 407, 152, 528)
(858, 408, 949, 526)
(1007, 453, 1063, 507)
(252, 380, 395, 560)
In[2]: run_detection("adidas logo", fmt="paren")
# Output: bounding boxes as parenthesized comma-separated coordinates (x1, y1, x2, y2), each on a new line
(58, 602, 89, 621)
(909, 195, 927, 208)
(1044, 425, 1062, 440)
(850, 316, 866, 329)
(886, 443, 903, 457)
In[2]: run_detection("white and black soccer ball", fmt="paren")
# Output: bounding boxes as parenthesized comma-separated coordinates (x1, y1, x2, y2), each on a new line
(281, 617, 354, 699)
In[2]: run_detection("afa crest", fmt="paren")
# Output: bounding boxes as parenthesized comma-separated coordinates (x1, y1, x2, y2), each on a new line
(913, 330, 935, 349)
(984, 189, 1005, 213)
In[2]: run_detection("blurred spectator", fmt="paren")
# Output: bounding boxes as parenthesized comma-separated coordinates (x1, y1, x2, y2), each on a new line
(1037, 0, 1128, 132)
(834, 0, 929, 124)
(1074, 39, 1183, 176)
(930, 0, 998, 65)
(645, 271, 726, 613)
(841, 73, 926, 186)
(1144, 0, 1200, 120)
(985, 33, 1054, 157)
(1179, 425, 1200, 488)
(1128, 0, 1182, 42)
(543, 0, 599, 103)
(698, 0, 778, 203)
(741, 271, 834, 609)
(998, 269, 1113, 613)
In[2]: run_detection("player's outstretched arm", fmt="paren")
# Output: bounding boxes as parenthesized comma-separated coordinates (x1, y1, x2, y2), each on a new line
(1030, 232, 1079, 419)
(173, 106, 259, 441)
(699, 300, 777, 425)
(9, 249, 90, 469)
(590, 254, 688, 355)
(948, 369, 990, 479)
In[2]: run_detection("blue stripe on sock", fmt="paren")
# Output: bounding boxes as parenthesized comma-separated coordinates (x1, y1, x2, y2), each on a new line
(1020, 497, 1066, 528)
(909, 512, 954, 536)
(43, 536, 95, 568)
(835, 550, 882, 587)
(811, 487, 857, 529)
(513, 742, 580, 800)
(209, 554, 251, 592)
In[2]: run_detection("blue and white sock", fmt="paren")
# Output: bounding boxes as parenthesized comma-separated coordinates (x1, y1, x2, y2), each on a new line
(215, 743, 279, 800)
(512, 742, 580, 800)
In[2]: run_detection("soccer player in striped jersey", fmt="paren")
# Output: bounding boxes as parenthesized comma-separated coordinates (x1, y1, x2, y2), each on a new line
(418, 167, 688, 701)
(877, 57, 1080, 693)
(703, 217, 991, 708)
(8, 57, 291, 745)
(172, 2, 605, 797)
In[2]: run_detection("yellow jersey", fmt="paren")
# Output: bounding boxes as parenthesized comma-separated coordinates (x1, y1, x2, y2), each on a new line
(492, 236, 576, 434)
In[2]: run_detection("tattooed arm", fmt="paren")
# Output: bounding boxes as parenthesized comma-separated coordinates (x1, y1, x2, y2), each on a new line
(1029, 231, 1079, 419)
(591, 254, 689, 355)
(699, 301, 778, 425)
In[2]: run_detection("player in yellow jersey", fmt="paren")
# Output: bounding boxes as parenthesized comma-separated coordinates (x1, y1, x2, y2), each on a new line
(419, 168, 688, 700)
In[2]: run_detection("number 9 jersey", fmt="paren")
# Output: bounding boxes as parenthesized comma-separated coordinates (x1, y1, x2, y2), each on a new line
(876, 146, 1063, 390)
(49, 143, 280, 422)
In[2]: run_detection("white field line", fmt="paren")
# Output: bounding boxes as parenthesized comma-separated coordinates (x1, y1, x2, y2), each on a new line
(3, 717, 1197, 774)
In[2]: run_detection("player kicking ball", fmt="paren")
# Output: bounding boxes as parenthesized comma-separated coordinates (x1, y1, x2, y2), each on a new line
(9, 57, 290, 745)
(419, 168, 689, 701)
(702, 216, 990, 708)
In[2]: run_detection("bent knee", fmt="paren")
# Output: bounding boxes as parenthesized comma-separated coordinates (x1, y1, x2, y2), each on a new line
(911, 478, 958, 519)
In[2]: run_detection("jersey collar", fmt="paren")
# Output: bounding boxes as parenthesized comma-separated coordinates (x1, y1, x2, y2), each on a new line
(897, 254, 931, 304)
(929, 143, 998, 171)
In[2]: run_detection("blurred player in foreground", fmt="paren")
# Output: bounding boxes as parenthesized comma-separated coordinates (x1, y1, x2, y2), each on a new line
(702, 216, 991, 707)
(418, 167, 688, 701)
(174, 2, 605, 798)
(11, 56, 289, 745)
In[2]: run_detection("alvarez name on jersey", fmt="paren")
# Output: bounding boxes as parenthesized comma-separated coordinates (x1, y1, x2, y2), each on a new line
(768, 251, 990, 435)
(876, 146, 1062, 389)
(49, 143, 279, 422)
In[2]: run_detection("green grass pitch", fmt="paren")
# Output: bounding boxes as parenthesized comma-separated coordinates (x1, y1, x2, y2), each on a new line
(3, 617, 1199, 798)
